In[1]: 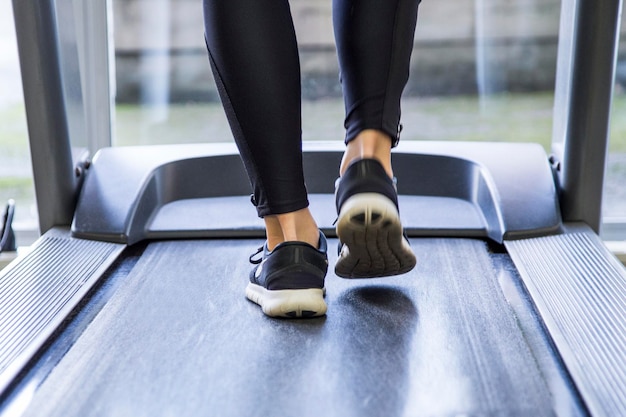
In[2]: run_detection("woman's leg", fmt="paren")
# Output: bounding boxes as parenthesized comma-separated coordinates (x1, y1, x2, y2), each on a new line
(342, 129, 395, 178)
(203, 0, 327, 318)
(203, 0, 318, 249)
(332, 0, 420, 278)
(263, 208, 320, 250)
(333, 0, 420, 176)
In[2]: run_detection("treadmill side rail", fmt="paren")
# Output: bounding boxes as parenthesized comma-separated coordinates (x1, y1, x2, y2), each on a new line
(506, 223, 626, 417)
(0, 228, 125, 396)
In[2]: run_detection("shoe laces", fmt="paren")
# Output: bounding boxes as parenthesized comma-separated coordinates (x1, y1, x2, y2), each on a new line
(249, 246, 264, 264)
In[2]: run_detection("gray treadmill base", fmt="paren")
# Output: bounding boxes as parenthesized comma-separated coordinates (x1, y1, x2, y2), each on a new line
(0, 228, 125, 394)
(6, 238, 583, 417)
(506, 223, 626, 417)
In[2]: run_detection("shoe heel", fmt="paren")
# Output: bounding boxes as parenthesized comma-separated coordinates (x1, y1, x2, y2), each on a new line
(335, 193, 415, 278)
(336, 193, 401, 235)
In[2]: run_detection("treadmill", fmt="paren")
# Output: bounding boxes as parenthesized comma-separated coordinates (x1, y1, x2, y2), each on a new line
(1, 0, 625, 415)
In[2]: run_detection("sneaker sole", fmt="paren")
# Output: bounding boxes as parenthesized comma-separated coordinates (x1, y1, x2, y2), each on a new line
(335, 193, 416, 278)
(245, 283, 327, 318)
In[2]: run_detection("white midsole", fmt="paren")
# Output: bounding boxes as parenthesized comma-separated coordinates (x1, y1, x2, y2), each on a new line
(246, 283, 327, 317)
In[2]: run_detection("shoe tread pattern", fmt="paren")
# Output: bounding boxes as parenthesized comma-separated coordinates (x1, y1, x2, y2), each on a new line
(335, 193, 416, 278)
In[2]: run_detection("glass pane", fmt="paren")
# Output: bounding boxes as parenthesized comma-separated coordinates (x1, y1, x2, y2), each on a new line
(0, 1, 37, 246)
(402, 0, 559, 149)
(112, 0, 230, 146)
(111, 0, 560, 150)
(603, 25, 626, 238)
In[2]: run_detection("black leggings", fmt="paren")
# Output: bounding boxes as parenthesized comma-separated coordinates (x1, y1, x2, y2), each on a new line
(203, 0, 420, 217)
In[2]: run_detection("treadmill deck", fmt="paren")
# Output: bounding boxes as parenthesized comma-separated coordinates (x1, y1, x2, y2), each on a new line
(5, 237, 584, 417)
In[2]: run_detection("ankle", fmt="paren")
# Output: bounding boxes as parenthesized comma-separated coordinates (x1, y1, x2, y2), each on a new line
(341, 129, 393, 178)
(264, 208, 320, 250)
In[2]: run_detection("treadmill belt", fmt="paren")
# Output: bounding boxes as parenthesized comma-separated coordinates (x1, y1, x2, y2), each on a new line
(18, 238, 576, 416)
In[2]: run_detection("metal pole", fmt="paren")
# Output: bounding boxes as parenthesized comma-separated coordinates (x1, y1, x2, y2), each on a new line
(553, 0, 623, 233)
(12, 0, 78, 234)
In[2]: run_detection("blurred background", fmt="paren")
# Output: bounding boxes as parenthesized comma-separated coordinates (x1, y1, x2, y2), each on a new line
(2, 0, 626, 248)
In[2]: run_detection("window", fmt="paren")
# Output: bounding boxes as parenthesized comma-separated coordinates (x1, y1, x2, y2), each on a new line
(602, 39, 626, 243)
(3, 0, 625, 249)
(0, 1, 37, 249)
(111, 0, 559, 149)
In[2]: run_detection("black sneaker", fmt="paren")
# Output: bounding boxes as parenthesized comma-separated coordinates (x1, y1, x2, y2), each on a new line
(335, 158, 416, 278)
(246, 231, 328, 318)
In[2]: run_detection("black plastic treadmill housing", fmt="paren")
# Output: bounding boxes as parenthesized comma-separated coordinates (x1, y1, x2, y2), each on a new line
(0, 200, 16, 253)
(71, 141, 562, 245)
